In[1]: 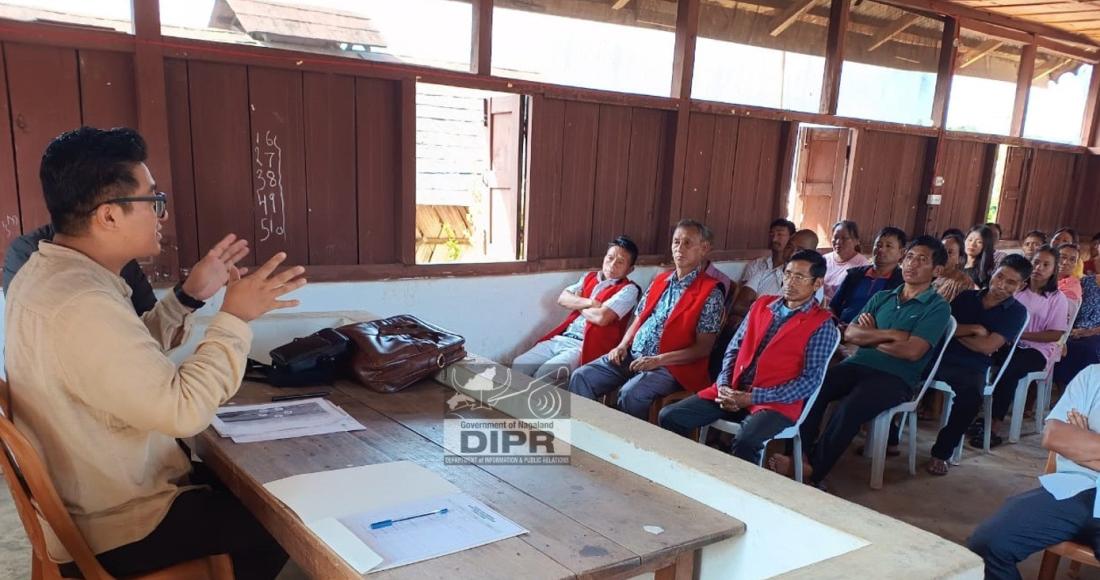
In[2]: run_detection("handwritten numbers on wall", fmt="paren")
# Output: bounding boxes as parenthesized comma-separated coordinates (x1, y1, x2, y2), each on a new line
(254, 130, 287, 243)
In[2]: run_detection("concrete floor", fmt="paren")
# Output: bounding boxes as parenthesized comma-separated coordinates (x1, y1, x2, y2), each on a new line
(0, 417, 1096, 579)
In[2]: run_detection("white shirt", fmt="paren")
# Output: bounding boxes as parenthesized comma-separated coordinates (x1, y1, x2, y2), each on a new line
(1041, 365, 1100, 516)
(561, 272, 639, 340)
(823, 251, 871, 302)
(740, 255, 773, 285)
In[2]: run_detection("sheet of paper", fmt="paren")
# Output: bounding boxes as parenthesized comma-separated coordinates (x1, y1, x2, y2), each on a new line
(212, 398, 363, 442)
(263, 461, 460, 523)
(229, 403, 364, 443)
(307, 518, 384, 574)
(337, 492, 527, 573)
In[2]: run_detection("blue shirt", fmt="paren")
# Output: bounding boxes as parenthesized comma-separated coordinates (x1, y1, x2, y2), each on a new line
(1041, 365, 1100, 517)
(829, 265, 904, 324)
(942, 289, 1027, 370)
(717, 299, 840, 405)
(631, 269, 724, 359)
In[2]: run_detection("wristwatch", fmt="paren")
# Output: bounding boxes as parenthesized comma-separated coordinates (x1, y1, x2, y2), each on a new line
(173, 282, 206, 310)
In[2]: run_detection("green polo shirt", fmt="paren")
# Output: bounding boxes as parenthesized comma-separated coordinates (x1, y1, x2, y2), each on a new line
(846, 285, 951, 387)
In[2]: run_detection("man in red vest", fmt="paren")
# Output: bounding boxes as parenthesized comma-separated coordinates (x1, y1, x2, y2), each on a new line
(512, 236, 641, 385)
(658, 250, 839, 465)
(569, 219, 725, 419)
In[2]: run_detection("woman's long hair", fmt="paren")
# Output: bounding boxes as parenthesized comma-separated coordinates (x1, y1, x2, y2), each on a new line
(1030, 245, 1060, 296)
(967, 225, 997, 286)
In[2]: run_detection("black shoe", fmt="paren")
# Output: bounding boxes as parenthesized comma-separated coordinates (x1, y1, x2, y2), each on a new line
(969, 432, 1004, 449)
(966, 419, 984, 438)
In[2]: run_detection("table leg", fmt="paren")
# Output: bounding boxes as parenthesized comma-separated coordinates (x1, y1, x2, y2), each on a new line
(654, 550, 694, 580)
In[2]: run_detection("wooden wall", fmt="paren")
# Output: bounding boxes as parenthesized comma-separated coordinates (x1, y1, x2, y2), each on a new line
(926, 139, 995, 236)
(1017, 149, 1081, 235)
(845, 130, 931, 239)
(1070, 156, 1100, 236)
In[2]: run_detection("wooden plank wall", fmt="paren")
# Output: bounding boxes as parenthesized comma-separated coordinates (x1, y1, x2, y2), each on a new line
(1070, 156, 1100, 236)
(845, 129, 931, 239)
(528, 96, 673, 259)
(677, 113, 788, 251)
(1017, 148, 1079, 235)
(926, 139, 995, 235)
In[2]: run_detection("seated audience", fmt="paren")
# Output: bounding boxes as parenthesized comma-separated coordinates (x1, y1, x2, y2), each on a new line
(769, 236, 951, 487)
(823, 220, 870, 303)
(513, 236, 640, 385)
(968, 364, 1100, 580)
(1055, 263, 1100, 386)
(829, 226, 906, 324)
(569, 219, 723, 418)
(963, 225, 997, 288)
(1021, 230, 1048, 262)
(740, 218, 795, 291)
(980, 246, 1068, 448)
(1058, 243, 1083, 305)
(747, 229, 820, 298)
(4, 223, 155, 314)
(925, 256, 1030, 476)
(933, 231, 977, 304)
(1086, 232, 1100, 276)
(986, 222, 1008, 266)
(658, 250, 839, 464)
(1053, 227, 1085, 278)
(5, 127, 300, 578)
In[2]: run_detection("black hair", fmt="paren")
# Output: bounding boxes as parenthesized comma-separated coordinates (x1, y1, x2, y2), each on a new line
(608, 235, 639, 266)
(999, 253, 1033, 283)
(875, 226, 908, 248)
(984, 222, 1003, 237)
(906, 235, 948, 267)
(942, 228, 965, 239)
(1029, 245, 1060, 296)
(789, 249, 827, 279)
(1023, 230, 1048, 243)
(1057, 242, 1081, 259)
(966, 225, 997, 286)
(769, 218, 796, 236)
(39, 126, 149, 235)
(673, 218, 714, 244)
(940, 231, 966, 269)
(1052, 227, 1079, 244)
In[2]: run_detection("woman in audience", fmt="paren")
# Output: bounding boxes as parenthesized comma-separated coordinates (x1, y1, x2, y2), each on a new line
(1085, 232, 1100, 275)
(1021, 230, 1047, 261)
(963, 225, 997, 287)
(933, 231, 976, 304)
(1058, 243, 1083, 305)
(822, 220, 869, 303)
(1054, 261, 1100, 386)
(981, 246, 1069, 447)
(1052, 227, 1085, 277)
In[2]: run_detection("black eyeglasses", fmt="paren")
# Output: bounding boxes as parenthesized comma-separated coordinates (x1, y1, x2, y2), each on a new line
(90, 192, 168, 219)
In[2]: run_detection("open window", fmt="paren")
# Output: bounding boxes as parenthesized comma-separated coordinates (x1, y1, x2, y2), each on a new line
(415, 83, 529, 264)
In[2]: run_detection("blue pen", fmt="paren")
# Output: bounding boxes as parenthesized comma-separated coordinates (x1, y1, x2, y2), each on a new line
(370, 507, 449, 530)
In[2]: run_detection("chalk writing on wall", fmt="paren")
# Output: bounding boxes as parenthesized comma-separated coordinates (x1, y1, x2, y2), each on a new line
(254, 130, 287, 242)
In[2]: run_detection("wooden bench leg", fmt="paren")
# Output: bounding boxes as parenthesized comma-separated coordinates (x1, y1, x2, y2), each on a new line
(654, 551, 694, 580)
(1038, 550, 1061, 580)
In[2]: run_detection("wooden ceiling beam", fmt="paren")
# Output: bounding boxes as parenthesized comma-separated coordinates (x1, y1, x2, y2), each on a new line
(769, 0, 820, 36)
(1033, 56, 1070, 80)
(612, 0, 633, 9)
(877, 0, 1100, 49)
(868, 13, 921, 51)
(959, 38, 1006, 67)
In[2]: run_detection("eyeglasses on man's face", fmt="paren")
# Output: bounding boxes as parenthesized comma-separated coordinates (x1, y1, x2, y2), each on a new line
(90, 192, 168, 220)
(782, 271, 816, 284)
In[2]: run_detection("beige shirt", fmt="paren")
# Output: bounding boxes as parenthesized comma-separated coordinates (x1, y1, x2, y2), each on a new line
(4, 242, 252, 559)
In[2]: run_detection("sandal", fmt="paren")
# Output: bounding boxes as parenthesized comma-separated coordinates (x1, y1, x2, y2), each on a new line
(969, 432, 1004, 449)
(926, 458, 950, 476)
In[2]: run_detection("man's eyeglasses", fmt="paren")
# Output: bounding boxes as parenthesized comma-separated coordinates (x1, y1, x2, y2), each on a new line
(90, 192, 168, 219)
(782, 271, 816, 283)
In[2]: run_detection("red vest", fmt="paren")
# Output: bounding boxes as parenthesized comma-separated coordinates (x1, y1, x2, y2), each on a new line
(634, 269, 721, 393)
(539, 272, 637, 365)
(698, 295, 834, 422)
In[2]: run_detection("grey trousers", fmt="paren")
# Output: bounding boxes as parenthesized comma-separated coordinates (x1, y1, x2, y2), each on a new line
(568, 354, 683, 419)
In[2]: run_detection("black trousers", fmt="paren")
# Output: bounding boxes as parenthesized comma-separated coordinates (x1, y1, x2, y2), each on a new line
(59, 463, 287, 580)
(990, 346, 1047, 423)
(799, 362, 912, 485)
(931, 363, 986, 460)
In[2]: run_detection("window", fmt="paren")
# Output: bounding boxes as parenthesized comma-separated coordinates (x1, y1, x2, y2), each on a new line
(160, 0, 472, 72)
(837, 1, 941, 125)
(0, 0, 131, 32)
(415, 84, 528, 264)
(946, 30, 1023, 136)
(1024, 53, 1092, 145)
(491, 2, 676, 97)
(692, 0, 827, 112)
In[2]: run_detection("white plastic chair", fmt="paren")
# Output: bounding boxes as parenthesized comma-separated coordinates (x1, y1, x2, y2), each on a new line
(697, 331, 841, 483)
(866, 316, 957, 490)
(931, 310, 1030, 462)
(1008, 300, 1081, 442)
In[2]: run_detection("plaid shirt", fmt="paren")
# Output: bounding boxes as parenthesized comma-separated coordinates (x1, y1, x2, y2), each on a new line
(630, 269, 724, 359)
(717, 298, 839, 405)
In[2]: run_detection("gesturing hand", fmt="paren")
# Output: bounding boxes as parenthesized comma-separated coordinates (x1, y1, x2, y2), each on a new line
(182, 234, 251, 301)
(220, 252, 307, 322)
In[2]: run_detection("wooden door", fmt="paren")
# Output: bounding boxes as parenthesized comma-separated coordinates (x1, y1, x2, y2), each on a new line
(793, 127, 850, 243)
(996, 146, 1032, 240)
(486, 95, 524, 260)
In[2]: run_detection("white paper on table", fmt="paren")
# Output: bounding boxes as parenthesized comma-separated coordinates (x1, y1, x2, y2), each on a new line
(229, 404, 365, 443)
(212, 398, 354, 440)
(337, 493, 527, 572)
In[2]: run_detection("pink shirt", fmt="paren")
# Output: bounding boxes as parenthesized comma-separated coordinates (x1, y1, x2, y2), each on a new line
(1060, 276, 1083, 304)
(823, 251, 871, 302)
(1014, 288, 1070, 370)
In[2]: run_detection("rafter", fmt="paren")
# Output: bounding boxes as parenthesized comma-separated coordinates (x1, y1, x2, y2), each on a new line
(1033, 56, 1070, 80)
(769, 0, 819, 37)
(612, 0, 633, 9)
(868, 13, 921, 51)
(958, 38, 1005, 68)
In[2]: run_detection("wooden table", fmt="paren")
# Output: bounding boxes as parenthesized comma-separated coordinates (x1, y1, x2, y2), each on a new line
(196, 380, 744, 579)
